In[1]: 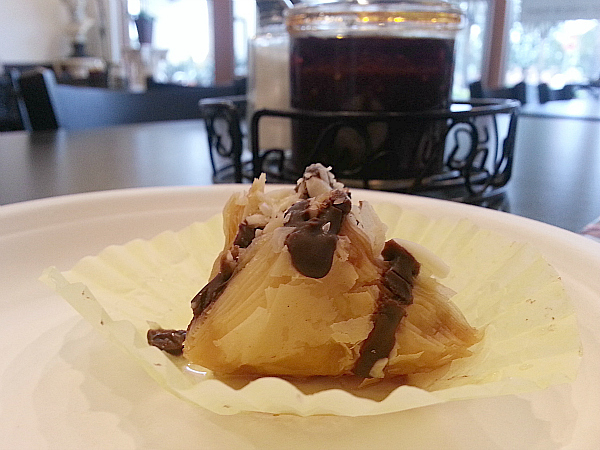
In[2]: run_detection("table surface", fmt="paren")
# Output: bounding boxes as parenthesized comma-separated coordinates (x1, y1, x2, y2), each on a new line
(1, 116, 599, 233)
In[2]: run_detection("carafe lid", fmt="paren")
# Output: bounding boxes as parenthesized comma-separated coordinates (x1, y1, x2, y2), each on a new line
(287, 0, 464, 37)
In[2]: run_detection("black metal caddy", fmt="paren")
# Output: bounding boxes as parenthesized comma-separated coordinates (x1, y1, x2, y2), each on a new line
(200, 98, 519, 209)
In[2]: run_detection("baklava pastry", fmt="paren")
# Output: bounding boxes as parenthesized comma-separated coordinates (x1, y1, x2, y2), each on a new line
(183, 165, 481, 378)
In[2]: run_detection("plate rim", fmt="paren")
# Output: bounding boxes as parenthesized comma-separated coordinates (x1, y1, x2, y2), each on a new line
(3, 185, 599, 264)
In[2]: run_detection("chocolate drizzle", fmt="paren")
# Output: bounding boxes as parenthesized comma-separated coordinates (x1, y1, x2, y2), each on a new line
(353, 240, 421, 378)
(190, 261, 234, 318)
(190, 221, 261, 319)
(152, 222, 261, 356)
(284, 190, 351, 278)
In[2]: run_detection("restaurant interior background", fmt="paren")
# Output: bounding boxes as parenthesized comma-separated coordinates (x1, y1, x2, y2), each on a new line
(1, 0, 599, 103)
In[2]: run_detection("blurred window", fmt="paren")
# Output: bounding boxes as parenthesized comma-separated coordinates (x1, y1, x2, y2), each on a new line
(454, 0, 490, 99)
(233, 0, 256, 78)
(127, 0, 255, 86)
(506, 0, 600, 87)
(128, 0, 213, 85)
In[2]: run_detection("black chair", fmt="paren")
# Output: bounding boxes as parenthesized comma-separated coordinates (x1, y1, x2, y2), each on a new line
(0, 71, 26, 131)
(470, 80, 527, 104)
(14, 68, 59, 131)
(15, 68, 242, 131)
(537, 83, 577, 103)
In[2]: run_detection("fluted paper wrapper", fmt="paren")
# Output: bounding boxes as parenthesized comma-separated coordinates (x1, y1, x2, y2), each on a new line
(40, 203, 581, 416)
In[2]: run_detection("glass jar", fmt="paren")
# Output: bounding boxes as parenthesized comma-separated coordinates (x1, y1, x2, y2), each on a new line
(247, 1, 292, 153)
(286, 0, 465, 180)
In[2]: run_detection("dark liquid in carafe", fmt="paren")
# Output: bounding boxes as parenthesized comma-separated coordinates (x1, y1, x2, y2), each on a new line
(289, 36, 455, 179)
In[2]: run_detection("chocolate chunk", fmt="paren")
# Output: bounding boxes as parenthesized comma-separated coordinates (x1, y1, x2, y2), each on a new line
(147, 328, 186, 355)
(382, 240, 420, 280)
(286, 224, 339, 278)
(233, 221, 257, 248)
(383, 270, 413, 302)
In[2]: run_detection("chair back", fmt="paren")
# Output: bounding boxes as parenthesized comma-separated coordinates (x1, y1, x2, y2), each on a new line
(537, 83, 577, 103)
(470, 80, 527, 104)
(16, 68, 241, 131)
(0, 71, 26, 131)
(16, 68, 60, 131)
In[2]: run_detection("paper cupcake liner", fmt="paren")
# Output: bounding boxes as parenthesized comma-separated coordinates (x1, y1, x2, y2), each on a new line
(40, 202, 581, 416)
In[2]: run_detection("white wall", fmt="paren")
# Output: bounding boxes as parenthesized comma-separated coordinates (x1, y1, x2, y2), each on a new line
(0, 0, 70, 64)
(0, 0, 123, 66)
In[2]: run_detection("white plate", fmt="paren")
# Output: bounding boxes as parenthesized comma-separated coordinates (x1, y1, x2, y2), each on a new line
(1, 186, 599, 449)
